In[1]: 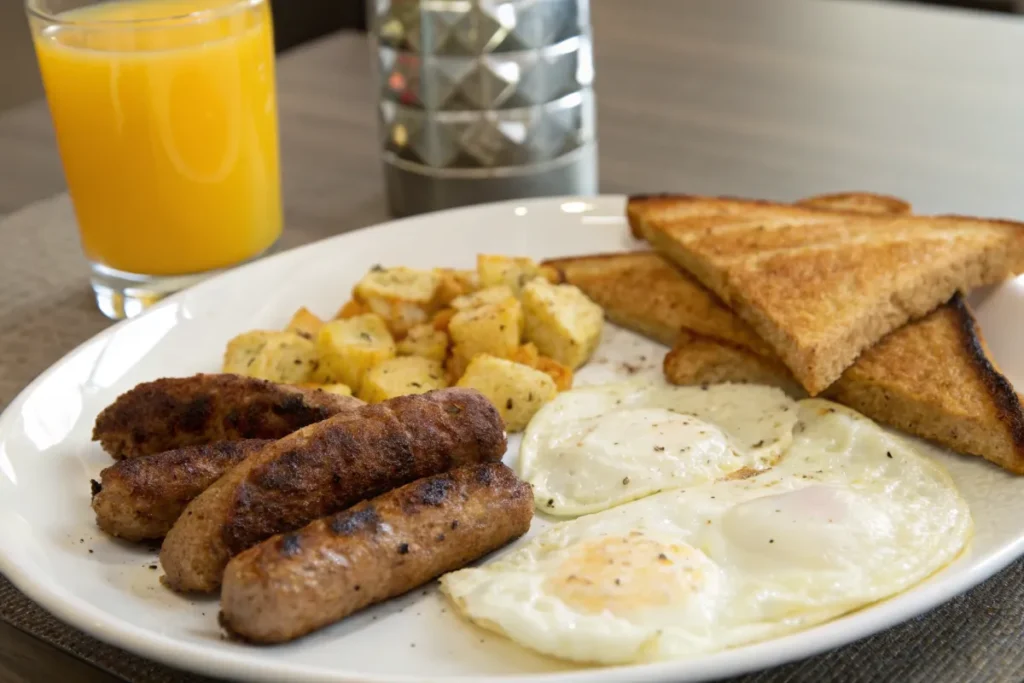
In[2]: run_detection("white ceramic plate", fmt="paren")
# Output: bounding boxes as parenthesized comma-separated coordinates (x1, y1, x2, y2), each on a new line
(2, 195, 1023, 683)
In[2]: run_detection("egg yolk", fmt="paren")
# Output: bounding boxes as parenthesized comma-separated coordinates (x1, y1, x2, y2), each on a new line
(545, 534, 705, 615)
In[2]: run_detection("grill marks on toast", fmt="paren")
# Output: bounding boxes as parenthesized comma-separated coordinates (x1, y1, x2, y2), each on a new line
(634, 195, 1024, 394)
(556, 249, 1024, 472)
(543, 251, 771, 354)
(551, 192, 1024, 473)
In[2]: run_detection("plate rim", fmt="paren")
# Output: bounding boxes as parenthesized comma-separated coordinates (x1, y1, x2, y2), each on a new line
(0, 194, 1021, 683)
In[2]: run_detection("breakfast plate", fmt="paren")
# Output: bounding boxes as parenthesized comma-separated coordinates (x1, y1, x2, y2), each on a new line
(1, 195, 1023, 682)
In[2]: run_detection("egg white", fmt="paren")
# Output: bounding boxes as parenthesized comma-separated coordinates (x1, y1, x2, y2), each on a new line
(442, 399, 973, 665)
(519, 380, 798, 516)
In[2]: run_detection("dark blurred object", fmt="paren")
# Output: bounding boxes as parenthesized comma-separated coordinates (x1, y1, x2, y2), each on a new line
(270, 0, 366, 52)
(884, 0, 1021, 12)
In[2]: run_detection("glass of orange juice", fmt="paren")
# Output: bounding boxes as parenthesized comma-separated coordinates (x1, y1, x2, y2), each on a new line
(27, 0, 282, 319)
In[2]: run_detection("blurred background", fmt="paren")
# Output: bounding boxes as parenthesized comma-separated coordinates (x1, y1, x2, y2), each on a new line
(0, 0, 1019, 114)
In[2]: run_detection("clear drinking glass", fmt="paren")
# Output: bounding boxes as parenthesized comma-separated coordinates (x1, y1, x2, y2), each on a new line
(26, 0, 282, 319)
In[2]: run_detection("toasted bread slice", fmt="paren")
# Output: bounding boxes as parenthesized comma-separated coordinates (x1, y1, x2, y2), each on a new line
(828, 295, 1024, 472)
(796, 192, 911, 216)
(555, 191, 1024, 472)
(555, 250, 1024, 472)
(663, 296, 1024, 473)
(543, 251, 772, 355)
(628, 191, 912, 240)
(663, 330, 803, 396)
(635, 195, 1024, 394)
(544, 249, 801, 392)
(549, 193, 911, 353)
(549, 192, 913, 355)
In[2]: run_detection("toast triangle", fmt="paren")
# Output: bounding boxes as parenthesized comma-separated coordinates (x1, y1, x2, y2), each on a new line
(633, 194, 1024, 394)
(827, 295, 1024, 473)
(548, 192, 1024, 473)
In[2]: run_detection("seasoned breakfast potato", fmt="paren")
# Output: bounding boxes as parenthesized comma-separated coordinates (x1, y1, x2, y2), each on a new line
(223, 331, 318, 383)
(335, 299, 365, 320)
(353, 266, 442, 337)
(358, 356, 448, 403)
(223, 331, 277, 375)
(313, 314, 396, 392)
(534, 356, 574, 392)
(285, 307, 324, 340)
(521, 279, 603, 369)
(507, 343, 573, 391)
(435, 268, 481, 305)
(435, 270, 465, 307)
(450, 285, 516, 311)
(448, 297, 523, 371)
(299, 382, 353, 397)
(444, 353, 470, 385)
(477, 254, 559, 295)
(456, 355, 557, 431)
(397, 324, 449, 362)
(508, 343, 541, 367)
(432, 308, 456, 332)
(248, 334, 319, 384)
(453, 269, 481, 293)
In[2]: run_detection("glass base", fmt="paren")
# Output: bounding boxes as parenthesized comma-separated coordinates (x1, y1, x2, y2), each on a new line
(90, 246, 275, 320)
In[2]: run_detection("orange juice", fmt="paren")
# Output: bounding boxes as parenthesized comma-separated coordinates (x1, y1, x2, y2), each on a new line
(33, 0, 281, 276)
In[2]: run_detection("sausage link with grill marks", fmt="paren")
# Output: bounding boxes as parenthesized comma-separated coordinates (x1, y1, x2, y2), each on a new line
(93, 374, 362, 459)
(91, 440, 271, 542)
(160, 388, 507, 593)
(220, 462, 533, 643)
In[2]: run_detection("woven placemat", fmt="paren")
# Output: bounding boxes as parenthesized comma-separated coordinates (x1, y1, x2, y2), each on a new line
(2, 195, 1023, 683)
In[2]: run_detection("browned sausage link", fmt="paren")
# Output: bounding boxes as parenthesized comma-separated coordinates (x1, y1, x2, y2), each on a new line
(220, 462, 532, 643)
(160, 388, 507, 593)
(91, 440, 272, 542)
(92, 374, 362, 459)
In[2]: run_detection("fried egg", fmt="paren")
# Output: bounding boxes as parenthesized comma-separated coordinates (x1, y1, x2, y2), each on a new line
(442, 399, 972, 665)
(520, 381, 798, 516)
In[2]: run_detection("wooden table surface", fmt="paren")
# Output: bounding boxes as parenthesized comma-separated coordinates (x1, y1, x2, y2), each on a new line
(3, 0, 1024, 681)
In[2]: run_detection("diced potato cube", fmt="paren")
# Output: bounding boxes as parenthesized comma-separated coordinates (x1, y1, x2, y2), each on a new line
(251, 335, 319, 383)
(432, 308, 455, 332)
(435, 270, 463, 307)
(285, 306, 324, 340)
(450, 285, 516, 311)
(434, 268, 480, 306)
(508, 343, 540, 368)
(298, 382, 353, 397)
(477, 254, 547, 295)
(505, 344, 572, 390)
(521, 279, 603, 369)
(312, 314, 396, 393)
(397, 324, 449, 362)
(444, 352, 471, 385)
(358, 356, 448, 403)
(453, 269, 481, 293)
(334, 299, 366, 320)
(353, 266, 442, 337)
(448, 297, 523, 371)
(456, 355, 557, 431)
(535, 355, 574, 392)
(223, 331, 277, 375)
(223, 331, 318, 383)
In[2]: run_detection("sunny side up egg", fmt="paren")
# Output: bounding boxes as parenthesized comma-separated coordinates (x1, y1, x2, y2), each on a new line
(520, 381, 798, 516)
(441, 399, 972, 665)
